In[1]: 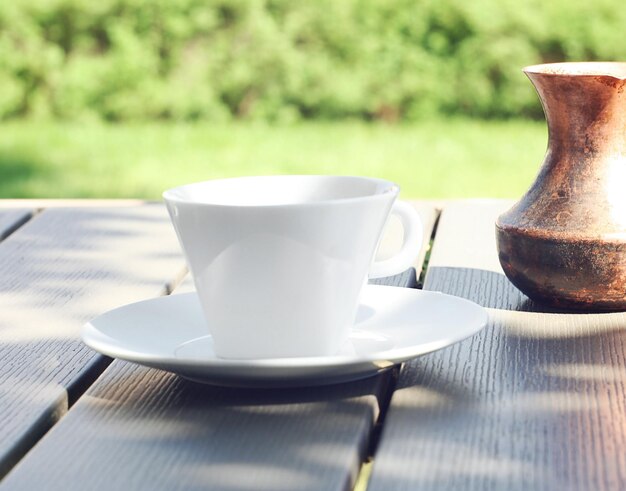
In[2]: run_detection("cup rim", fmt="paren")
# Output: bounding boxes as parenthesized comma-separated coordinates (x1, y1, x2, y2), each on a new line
(162, 175, 400, 208)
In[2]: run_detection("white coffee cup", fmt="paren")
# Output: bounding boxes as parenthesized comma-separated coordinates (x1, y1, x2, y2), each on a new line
(163, 175, 422, 359)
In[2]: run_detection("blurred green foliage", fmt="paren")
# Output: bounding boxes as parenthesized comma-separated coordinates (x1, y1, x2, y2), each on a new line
(1, 0, 625, 122)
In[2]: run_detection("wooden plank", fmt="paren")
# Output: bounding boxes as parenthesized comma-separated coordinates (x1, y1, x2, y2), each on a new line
(2, 204, 438, 491)
(0, 205, 184, 478)
(4, 363, 394, 491)
(0, 209, 33, 241)
(368, 200, 626, 491)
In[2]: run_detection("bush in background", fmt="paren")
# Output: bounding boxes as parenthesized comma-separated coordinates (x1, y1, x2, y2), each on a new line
(0, 0, 625, 122)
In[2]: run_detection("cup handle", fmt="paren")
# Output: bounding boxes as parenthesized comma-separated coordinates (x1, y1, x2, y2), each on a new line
(368, 201, 423, 279)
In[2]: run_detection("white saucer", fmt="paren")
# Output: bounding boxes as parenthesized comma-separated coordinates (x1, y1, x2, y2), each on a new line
(82, 285, 488, 387)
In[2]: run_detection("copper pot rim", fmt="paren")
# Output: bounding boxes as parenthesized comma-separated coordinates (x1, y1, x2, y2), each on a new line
(523, 61, 626, 80)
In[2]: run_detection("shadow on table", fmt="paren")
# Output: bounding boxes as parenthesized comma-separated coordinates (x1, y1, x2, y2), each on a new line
(426, 265, 626, 314)
(403, 266, 626, 386)
(366, 266, 626, 490)
(97, 361, 396, 409)
(30, 363, 395, 491)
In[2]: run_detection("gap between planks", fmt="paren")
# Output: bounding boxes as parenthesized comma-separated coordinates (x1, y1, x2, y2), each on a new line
(0, 262, 190, 482)
(0, 205, 189, 481)
(0, 208, 41, 242)
(64, 264, 190, 409)
(352, 206, 442, 491)
(0, 201, 439, 489)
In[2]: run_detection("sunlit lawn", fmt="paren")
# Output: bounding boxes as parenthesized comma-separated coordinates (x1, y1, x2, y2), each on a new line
(0, 119, 547, 199)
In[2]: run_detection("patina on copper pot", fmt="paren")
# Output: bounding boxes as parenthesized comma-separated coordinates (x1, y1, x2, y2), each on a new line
(496, 62, 626, 311)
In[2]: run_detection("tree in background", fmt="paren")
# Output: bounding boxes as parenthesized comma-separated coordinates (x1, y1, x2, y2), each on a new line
(0, 0, 624, 122)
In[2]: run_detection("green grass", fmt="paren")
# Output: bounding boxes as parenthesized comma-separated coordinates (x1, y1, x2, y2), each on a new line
(0, 119, 547, 199)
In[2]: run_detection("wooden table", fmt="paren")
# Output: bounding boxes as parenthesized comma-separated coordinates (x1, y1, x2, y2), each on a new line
(0, 199, 625, 491)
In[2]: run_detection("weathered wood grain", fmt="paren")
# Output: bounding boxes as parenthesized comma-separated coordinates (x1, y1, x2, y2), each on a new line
(1, 204, 438, 491)
(0, 209, 33, 241)
(368, 200, 626, 491)
(4, 363, 394, 491)
(0, 206, 184, 479)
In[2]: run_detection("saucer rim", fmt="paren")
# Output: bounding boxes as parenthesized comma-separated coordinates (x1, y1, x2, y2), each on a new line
(82, 285, 488, 383)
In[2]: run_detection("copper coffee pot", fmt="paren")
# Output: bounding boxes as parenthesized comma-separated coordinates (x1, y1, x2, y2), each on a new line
(496, 62, 626, 311)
